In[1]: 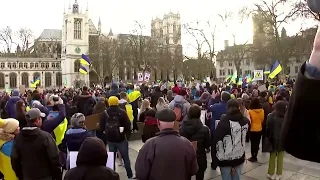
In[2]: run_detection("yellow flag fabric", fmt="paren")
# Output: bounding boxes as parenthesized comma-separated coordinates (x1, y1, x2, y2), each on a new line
(53, 118, 68, 146)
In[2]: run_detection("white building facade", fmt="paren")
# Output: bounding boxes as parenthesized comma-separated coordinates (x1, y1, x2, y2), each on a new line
(61, 0, 90, 87)
(0, 58, 62, 89)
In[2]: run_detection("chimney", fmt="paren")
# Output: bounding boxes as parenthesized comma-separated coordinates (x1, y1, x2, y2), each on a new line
(224, 40, 229, 49)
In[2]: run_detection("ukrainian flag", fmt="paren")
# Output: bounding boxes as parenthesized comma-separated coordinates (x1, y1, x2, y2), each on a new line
(225, 75, 232, 82)
(230, 71, 237, 84)
(269, 60, 282, 79)
(79, 65, 88, 75)
(80, 54, 91, 65)
(237, 78, 243, 85)
(30, 77, 40, 88)
(246, 74, 252, 83)
(264, 67, 270, 74)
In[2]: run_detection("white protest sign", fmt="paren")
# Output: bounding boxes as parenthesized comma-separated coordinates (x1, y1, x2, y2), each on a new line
(144, 72, 150, 82)
(254, 70, 264, 81)
(70, 151, 115, 170)
(137, 72, 143, 82)
(200, 110, 206, 125)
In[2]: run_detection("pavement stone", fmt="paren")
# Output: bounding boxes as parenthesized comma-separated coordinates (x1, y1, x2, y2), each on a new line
(118, 140, 320, 180)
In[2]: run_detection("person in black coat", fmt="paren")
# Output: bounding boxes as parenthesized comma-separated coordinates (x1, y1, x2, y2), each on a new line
(150, 86, 163, 108)
(180, 104, 210, 180)
(281, 25, 320, 163)
(63, 137, 119, 180)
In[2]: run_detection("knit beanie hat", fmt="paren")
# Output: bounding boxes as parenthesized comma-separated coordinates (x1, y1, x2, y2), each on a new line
(0, 118, 19, 133)
(71, 113, 86, 128)
(108, 96, 119, 106)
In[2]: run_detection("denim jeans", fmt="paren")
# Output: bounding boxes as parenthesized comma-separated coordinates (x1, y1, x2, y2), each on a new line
(108, 140, 133, 178)
(220, 163, 243, 180)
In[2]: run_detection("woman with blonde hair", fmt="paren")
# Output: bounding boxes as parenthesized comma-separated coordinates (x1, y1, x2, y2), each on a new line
(138, 99, 151, 122)
(156, 97, 169, 111)
(0, 118, 19, 180)
(237, 98, 251, 122)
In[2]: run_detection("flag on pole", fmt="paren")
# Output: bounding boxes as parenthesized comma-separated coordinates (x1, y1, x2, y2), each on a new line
(79, 65, 88, 75)
(269, 60, 282, 79)
(80, 54, 92, 65)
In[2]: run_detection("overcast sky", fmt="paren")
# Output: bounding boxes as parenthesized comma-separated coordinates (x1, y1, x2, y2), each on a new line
(0, 0, 314, 56)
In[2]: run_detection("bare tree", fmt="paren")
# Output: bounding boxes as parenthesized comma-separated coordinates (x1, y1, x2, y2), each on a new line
(216, 10, 252, 76)
(183, 20, 216, 80)
(293, 0, 320, 21)
(128, 21, 157, 81)
(242, 0, 300, 69)
(0, 26, 15, 53)
(16, 27, 33, 56)
(89, 35, 122, 84)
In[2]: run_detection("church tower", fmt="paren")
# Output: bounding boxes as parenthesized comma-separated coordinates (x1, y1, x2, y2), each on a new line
(61, 0, 90, 87)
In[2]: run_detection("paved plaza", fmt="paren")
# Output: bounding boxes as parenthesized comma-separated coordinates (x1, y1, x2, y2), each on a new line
(115, 140, 320, 180)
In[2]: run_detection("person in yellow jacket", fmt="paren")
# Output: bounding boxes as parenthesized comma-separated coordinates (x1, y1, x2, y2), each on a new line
(119, 92, 134, 123)
(248, 97, 265, 163)
(127, 85, 141, 131)
(0, 118, 19, 180)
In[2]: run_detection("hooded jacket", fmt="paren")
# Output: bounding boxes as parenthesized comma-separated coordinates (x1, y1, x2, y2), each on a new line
(11, 127, 62, 180)
(248, 109, 264, 132)
(179, 118, 210, 170)
(63, 137, 119, 180)
(99, 106, 131, 142)
(214, 112, 250, 167)
(5, 96, 21, 118)
(77, 91, 95, 116)
(107, 83, 120, 99)
(168, 95, 191, 118)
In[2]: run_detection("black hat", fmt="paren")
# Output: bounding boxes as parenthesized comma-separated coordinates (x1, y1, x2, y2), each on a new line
(155, 108, 176, 122)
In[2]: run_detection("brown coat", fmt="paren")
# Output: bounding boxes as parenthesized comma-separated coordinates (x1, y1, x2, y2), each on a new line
(135, 128, 198, 180)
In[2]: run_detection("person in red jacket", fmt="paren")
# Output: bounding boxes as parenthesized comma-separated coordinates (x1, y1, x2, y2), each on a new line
(172, 84, 180, 96)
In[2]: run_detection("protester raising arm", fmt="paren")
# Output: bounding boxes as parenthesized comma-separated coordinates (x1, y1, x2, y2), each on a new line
(281, 25, 320, 163)
(42, 99, 66, 133)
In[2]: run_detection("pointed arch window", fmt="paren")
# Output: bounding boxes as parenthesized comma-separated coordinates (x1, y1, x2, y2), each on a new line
(74, 18, 82, 39)
(74, 60, 80, 72)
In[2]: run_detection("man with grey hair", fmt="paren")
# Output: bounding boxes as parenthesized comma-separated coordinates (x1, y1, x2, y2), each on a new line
(135, 108, 198, 180)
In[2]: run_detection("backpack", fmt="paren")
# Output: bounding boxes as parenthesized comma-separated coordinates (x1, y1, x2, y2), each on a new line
(173, 102, 184, 121)
(104, 111, 122, 142)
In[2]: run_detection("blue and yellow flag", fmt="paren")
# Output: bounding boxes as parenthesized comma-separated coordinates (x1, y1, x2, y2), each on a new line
(79, 65, 88, 75)
(30, 77, 40, 88)
(264, 67, 270, 75)
(80, 54, 91, 66)
(269, 60, 282, 79)
(230, 71, 237, 84)
(225, 75, 232, 82)
(246, 74, 252, 83)
(237, 78, 243, 85)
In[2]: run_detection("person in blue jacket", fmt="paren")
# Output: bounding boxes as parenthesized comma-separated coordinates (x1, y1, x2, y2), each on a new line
(5, 90, 22, 118)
